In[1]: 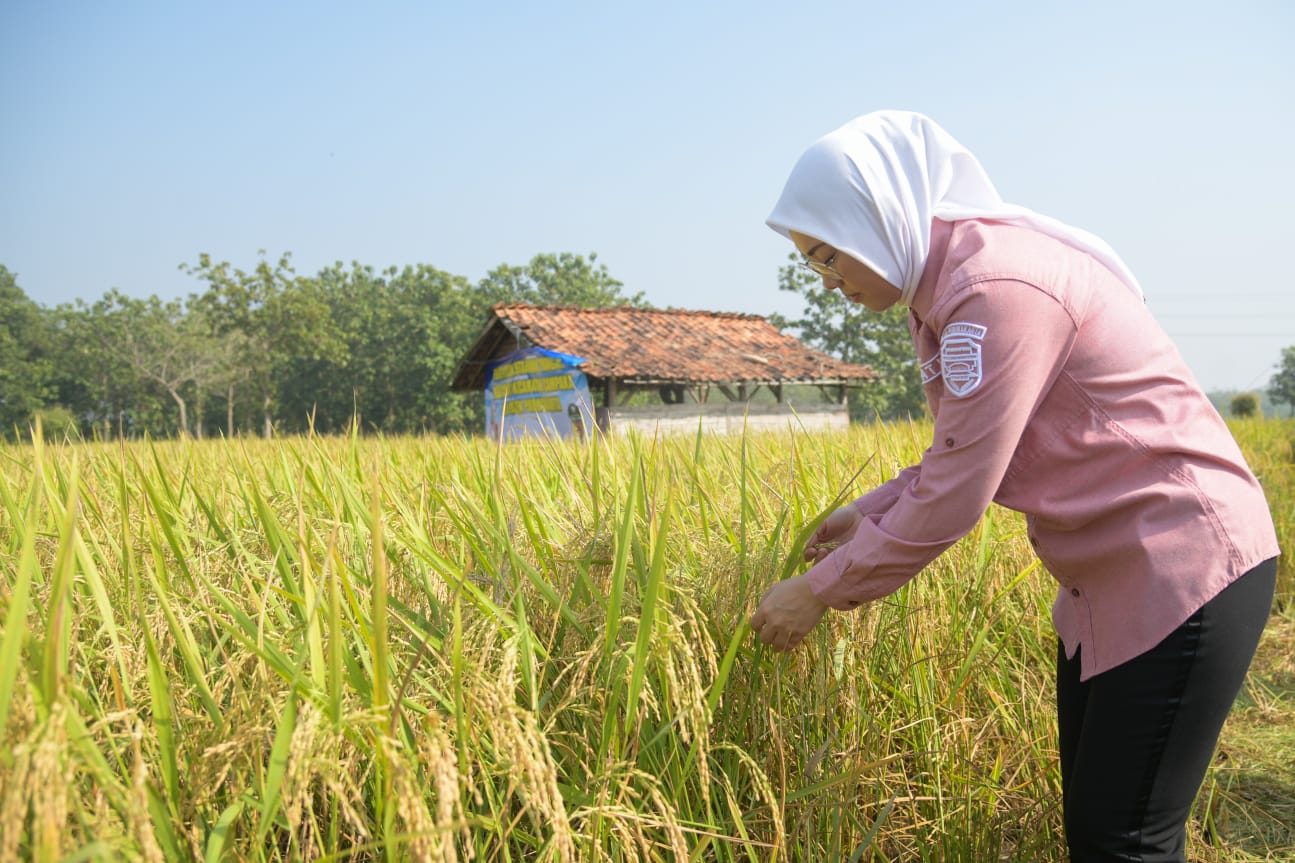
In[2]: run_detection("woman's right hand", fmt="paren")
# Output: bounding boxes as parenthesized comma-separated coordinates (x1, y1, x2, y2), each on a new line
(803, 504, 864, 563)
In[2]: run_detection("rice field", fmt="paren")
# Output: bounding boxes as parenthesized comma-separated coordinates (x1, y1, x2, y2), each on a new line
(1, 418, 1292, 861)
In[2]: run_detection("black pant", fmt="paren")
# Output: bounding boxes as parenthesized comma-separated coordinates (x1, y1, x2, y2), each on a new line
(1056, 558, 1277, 862)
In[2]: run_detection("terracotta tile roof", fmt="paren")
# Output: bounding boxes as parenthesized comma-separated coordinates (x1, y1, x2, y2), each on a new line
(452, 304, 874, 390)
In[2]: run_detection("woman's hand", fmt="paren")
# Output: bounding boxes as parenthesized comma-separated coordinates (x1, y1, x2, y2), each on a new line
(803, 504, 864, 563)
(749, 575, 829, 652)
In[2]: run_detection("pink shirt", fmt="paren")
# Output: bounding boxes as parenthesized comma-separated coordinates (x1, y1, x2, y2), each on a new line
(805, 218, 1279, 680)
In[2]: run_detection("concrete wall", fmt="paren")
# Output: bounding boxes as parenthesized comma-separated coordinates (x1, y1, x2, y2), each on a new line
(600, 402, 848, 437)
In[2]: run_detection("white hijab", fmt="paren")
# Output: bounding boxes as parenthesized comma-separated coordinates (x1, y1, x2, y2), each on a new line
(766, 110, 1143, 306)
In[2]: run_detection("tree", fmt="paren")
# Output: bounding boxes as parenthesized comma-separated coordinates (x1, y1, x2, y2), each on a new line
(1269, 346, 1295, 418)
(0, 266, 55, 437)
(276, 261, 481, 435)
(474, 252, 649, 309)
(201, 327, 254, 437)
(185, 252, 345, 436)
(78, 291, 222, 437)
(1230, 392, 1259, 418)
(52, 298, 179, 439)
(49, 300, 139, 439)
(770, 254, 925, 421)
(383, 264, 484, 433)
(29, 248, 646, 440)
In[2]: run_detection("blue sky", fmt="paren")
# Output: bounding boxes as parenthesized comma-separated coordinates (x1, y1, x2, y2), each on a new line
(2, 0, 1291, 391)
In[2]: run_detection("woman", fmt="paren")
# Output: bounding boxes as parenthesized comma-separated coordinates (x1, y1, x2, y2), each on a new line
(749, 110, 1279, 861)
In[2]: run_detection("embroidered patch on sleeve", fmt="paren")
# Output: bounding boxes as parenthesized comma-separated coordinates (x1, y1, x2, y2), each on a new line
(920, 355, 942, 384)
(939, 322, 988, 397)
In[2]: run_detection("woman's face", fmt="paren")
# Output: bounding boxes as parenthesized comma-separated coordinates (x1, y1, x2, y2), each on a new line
(790, 230, 901, 312)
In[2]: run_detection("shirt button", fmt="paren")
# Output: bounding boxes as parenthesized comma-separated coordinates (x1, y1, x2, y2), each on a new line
(944, 437, 955, 447)
(847, 600, 860, 607)
(1070, 588, 1081, 597)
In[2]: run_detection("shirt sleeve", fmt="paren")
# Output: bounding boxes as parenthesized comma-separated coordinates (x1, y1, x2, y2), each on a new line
(850, 463, 923, 517)
(806, 279, 1078, 609)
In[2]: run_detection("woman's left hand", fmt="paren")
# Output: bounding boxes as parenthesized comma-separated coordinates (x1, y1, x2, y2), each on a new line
(749, 575, 829, 651)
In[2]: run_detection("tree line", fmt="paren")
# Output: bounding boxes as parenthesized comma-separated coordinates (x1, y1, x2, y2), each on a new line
(0, 252, 645, 441)
(2, 247, 939, 442)
(6, 248, 1286, 442)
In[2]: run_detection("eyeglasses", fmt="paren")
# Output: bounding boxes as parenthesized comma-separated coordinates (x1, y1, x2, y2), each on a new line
(800, 250, 842, 279)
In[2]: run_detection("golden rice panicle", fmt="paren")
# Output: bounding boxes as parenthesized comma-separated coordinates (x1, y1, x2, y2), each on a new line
(0, 703, 75, 861)
(485, 637, 575, 862)
(282, 702, 371, 854)
(0, 731, 32, 860)
(640, 770, 690, 861)
(418, 710, 472, 863)
(660, 595, 713, 808)
(128, 720, 165, 863)
(284, 699, 324, 859)
(380, 734, 438, 863)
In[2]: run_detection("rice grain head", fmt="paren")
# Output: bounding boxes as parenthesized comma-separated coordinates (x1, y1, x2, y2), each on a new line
(129, 721, 165, 863)
(380, 734, 437, 863)
(418, 710, 472, 863)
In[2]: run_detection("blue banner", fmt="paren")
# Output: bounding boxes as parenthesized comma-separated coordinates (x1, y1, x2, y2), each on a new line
(484, 347, 595, 441)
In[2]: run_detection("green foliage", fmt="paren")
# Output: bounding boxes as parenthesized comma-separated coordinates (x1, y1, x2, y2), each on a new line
(4, 249, 654, 440)
(1269, 346, 1295, 417)
(88, 290, 226, 436)
(474, 251, 648, 308)
(184, 251, 348, 437)
(275, 261, 482, 435)
(1208, 388, 1280, 418)
(169, 250, 647, 437)
(770, 254, 925, 421)
(0, 266, 55, 438)
(30, 406, 80, 441)
(1231, 392, 1260, 418)
(48, 299, 136, 438)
